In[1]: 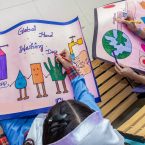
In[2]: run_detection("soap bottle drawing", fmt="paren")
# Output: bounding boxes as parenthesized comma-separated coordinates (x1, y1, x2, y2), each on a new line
(0, 44, 8, 80)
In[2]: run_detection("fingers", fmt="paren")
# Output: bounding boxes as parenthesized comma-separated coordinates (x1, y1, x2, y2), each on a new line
(115, 63, 122, 71)
(60, 49, 68, 56)
(56, 55, 65, 64)
(114, 63, 124, 75)
(118, 63, 127, 68)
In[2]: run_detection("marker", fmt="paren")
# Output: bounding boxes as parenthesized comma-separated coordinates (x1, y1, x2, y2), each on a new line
(54, 53, 71, 63)
(115, 18, 142, 24)
(112, 51, 119, 64)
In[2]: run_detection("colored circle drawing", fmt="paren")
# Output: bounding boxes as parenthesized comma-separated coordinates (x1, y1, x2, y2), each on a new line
(102, 29, 132, 59)
(139, 56, 145, 67)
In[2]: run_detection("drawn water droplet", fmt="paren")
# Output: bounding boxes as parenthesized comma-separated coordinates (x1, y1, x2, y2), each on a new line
(15, 70, 27, 89)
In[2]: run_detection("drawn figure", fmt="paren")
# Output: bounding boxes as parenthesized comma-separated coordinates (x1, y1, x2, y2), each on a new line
(44, 57, 68, 94)
(140, 1, 145, 9)
(15, 71, 29, 101)
(30, 63, 48, 98)
(68, 36, 83, 60)
(74, 50, 91, 75)
(0, 45, 8, 80)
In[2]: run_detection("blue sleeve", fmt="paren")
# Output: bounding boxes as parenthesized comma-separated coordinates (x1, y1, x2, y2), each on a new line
(0, 116, 35, 145)
(71, 76, 101, 112)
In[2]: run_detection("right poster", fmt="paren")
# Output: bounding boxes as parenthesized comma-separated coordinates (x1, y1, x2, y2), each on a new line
(93, 0, 145, 72)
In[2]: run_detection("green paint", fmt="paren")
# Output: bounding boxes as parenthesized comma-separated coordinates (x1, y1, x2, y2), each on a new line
(44, 57, 66, 81)
(102, 29, 132, 59)
(116, 31, 127, 46)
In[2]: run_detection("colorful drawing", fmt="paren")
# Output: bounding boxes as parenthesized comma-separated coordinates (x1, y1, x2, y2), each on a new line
(0, 49, 7, 80)
(44, 57, 68, 94)
(140, 1, 145, 9)
(102, 29, 132, 59)
(74, 50, 91, 75)
(139, 55, 145, 67)
(68, 36, 83, 60)
(30, 63, 48, 98)
(93, 0, 145, 72)
(0, 17, 100, 120)
(141, 43, 145, 52)
(141, 17, 145, 23)
(15, 71, 29, 101)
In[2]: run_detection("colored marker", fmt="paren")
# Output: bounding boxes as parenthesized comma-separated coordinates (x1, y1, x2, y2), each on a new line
(54, 53, 71, 63)
(116, 18, 142, 24)
(112, 51, 118, 64)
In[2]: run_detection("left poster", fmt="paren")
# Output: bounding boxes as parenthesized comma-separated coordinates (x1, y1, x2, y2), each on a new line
(0, 17, 100, 120)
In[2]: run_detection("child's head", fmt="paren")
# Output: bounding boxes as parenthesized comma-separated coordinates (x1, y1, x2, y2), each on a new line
(43, 100, 94, 145)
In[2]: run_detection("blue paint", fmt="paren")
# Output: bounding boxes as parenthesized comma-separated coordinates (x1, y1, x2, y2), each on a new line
(15, 71, 27, 89)
(0, 17, 78, 35)
(141, 17, 145, 23)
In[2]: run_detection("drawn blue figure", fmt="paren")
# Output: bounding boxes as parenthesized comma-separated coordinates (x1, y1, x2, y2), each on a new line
(10, 70, 29, 101)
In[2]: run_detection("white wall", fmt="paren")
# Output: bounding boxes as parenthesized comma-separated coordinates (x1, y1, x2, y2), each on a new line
(0, 0, 120, 59)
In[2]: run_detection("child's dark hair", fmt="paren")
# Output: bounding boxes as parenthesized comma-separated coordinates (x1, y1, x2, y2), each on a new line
(42, 100, 94, 145)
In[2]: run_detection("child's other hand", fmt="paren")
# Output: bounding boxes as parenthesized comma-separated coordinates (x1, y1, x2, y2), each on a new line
(115, 63, 136, 78)
(116, 12, 137, 33)
(56, 49, 73, 69)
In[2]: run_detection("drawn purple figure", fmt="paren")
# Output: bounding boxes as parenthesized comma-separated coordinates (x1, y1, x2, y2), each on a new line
(0, 45, 8, 80)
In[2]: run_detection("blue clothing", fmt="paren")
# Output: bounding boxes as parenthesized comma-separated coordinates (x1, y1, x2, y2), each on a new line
(0, 76, 100, 145)
(72, 76, 100, 112)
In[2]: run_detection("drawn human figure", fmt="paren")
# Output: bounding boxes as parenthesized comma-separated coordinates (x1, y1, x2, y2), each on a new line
(74, 50, 91, 75)
(10, 70, 29, 101)
(30, 63, 48, 98)
(44, 57, 68, 94)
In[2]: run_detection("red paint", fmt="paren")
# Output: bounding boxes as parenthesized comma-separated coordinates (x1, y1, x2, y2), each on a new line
(141, 43, 145, 52)
(103, 4, 115, 9)
(142, 59, 145, 64)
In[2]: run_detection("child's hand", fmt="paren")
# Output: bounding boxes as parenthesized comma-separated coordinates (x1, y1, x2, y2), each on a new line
(122, 17, 137, 33)
(116, 12, 137, 33)
(115, 63, 136, 78)
(56, 49, 73, 69)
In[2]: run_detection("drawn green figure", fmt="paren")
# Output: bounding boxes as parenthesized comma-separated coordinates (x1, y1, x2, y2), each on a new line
(15, 70, 29, 101)
(44, 57, 68, 94)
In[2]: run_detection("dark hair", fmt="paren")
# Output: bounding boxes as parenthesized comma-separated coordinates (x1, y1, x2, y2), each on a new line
(23, 139, 35, 145)
(42, 100, 94, 145)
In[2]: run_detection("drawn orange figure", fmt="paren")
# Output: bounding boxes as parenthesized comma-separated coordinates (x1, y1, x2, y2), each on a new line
(140, 1, 145, 9)
(30, 63, 48, 98)
(74, 50, 91, 75)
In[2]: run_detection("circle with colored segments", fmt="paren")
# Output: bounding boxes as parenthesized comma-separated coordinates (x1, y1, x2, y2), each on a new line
(139, 56, 145, 67)
(102, 29, 132, 59)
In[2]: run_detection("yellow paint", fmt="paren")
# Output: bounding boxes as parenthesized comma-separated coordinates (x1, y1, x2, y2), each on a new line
(68, 38, 83, 54)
